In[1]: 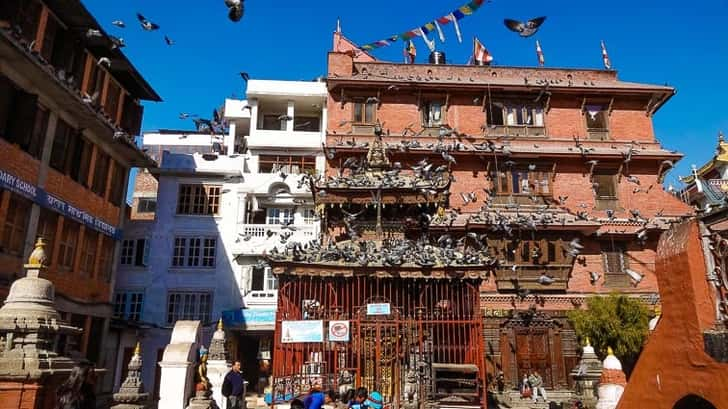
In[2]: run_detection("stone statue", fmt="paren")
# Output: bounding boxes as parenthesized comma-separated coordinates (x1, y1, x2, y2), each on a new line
(197, 347, 211, 391)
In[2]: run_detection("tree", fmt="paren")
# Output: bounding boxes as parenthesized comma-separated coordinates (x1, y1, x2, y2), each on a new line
(567, 293, 651, 375)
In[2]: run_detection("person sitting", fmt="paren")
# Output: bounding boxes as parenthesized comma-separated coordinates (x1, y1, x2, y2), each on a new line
(348, 387, 368, 409)
(528, 371, 548, 403)
(303, 388, 337, 409)
(364, 391, 383, 409)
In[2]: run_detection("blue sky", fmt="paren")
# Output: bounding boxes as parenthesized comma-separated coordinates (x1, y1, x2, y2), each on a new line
(82, 0, 728, 186)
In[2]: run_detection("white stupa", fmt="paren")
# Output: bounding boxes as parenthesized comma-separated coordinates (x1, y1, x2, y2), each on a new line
(595, 347, 627, 409)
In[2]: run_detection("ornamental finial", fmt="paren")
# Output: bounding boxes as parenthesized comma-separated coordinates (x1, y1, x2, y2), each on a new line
(607, 346, 614, 356)
(585, 336, 591, 347)
(26, 237, 48, 268)
(217, 317, 224, 331)
(134, 341, 141, 356)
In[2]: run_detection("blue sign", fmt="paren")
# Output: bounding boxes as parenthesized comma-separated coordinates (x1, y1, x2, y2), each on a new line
(281, 320, 324, 343)
(222, 308, 276, 328)
(367, 303, 391, 315)
(0, 169, 122, 239)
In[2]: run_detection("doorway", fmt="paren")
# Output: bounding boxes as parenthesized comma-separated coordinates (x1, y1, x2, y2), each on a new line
(356, 321, 401, 404)
(515, 328, 553, 387)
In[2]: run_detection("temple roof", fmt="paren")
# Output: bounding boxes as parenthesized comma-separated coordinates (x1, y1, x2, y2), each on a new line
(681, 132, 728, 184)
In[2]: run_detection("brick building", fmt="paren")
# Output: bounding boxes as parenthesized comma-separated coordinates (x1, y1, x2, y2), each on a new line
(266, 32, 693, 408)
(0, 0, 159, 397)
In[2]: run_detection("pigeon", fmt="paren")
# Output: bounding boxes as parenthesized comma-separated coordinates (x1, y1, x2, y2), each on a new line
(86, 29, 103, 38)
(112, 20, 126, 28)
(589, 271, 601, 285)
(240, 72, 250, 82)
(109, 36, 125, 49)
(277, 114, 293, 121)
(136, 13, 160, 31)
(164, 35, 174, 46)
(224, 0, 245, 22)
(565, 238, 584, 257)
(441, 151, 457, 165)
(504, 17, 547, 37)
(625, 268, 644, 285)
(537, 274, 556, 285)
(626, 175, 640, 185)
(97, 57, 111, 68)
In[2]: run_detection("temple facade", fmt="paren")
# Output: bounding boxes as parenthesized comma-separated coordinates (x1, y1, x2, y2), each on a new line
(266, 32, 693, 408)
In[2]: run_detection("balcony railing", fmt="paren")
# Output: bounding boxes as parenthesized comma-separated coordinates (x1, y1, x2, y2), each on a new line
(235, 223, 318, 254)
(247, 130, 322, 148)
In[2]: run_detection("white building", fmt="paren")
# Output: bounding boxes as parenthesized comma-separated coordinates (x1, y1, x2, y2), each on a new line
(111, 79, 327, 401)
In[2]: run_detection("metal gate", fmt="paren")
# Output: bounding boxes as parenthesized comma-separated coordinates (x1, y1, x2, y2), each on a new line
(271, 276, 485, 408)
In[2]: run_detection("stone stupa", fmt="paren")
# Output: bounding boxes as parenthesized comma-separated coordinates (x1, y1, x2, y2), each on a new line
(0, 237, 81, 379)
(595, 347, 627, 409)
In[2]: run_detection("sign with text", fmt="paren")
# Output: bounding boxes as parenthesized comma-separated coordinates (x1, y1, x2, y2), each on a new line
(281, 320, 324, 343)
(0, 169, 121, 239)
(366, 303, 391, 316)
(328, 320, 350, 342)
(222, 308, 276, 329)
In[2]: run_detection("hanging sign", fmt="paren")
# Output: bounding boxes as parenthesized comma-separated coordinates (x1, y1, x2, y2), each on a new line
(367, 303, 391, 316)
(281, 320, 324, 343)
(328, 320, 350, 342)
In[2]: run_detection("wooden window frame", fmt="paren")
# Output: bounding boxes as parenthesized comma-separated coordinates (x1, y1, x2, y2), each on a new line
(91, 150, 110, 196)
(487, 100, 546, 137)
(171, 236, 216, 268)
(136, 198, 157, 214)
(37, 208, 58, 262)
(79, 230, 98, 276)
(58, 219, 79, 271)
(176, 184, 221, 216)
(0, 193, 30, 256)
(490, 167, 553, 197)
(166, 291, 212, 324)
(601, 241, 631, 287)
(593, 169, 619, 210)
(352, 99, 377, 125)
(113, 291, 144, 321)
(584, 102, 611, 140)
(422, 100, 445, 128)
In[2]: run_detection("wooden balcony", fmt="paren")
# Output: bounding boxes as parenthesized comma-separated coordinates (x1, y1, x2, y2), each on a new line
(495, 264, 572, 291)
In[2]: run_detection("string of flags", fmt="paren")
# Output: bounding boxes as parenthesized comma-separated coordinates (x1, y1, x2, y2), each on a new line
(360, 0, 487, 53)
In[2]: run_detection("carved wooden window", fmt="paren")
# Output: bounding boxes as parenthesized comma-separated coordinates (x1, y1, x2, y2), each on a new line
(593, 169, 618, 210)
(490, 168, 552, 196)
(422, 100, 444, 128)
(79, 230, 98, 276)
(58, 219, 79, 271)
(601, 241, 630, 287)
(37, 209, 58, 262)
(584, 104, 610, 140)
(487, 101, 545, 137)
(353, 100, 377, 124)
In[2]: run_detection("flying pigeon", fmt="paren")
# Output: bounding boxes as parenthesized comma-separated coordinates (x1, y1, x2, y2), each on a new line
(109, 36, 125, 49)
(164, 35, 174, 46)
(240, 72, 250, 82)
(589, 271, 601, 285)
(224, 0, 245, 22)
(625, 268, 644, 285)
(136, 13, 160, 31)
(112, 20, 126, 28)
(504, 17, 547, 37)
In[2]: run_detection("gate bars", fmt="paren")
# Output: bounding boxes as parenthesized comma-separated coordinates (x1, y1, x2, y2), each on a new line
(271, 275, 485, 408)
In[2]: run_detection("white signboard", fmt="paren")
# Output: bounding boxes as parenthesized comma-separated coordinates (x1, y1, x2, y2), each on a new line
(367, 303, 391, 316)
(328, 320, 350, 342)
(281, 320, 324, 343)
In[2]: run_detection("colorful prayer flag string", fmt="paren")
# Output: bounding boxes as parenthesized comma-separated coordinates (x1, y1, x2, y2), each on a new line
(360, 0, 487, 52)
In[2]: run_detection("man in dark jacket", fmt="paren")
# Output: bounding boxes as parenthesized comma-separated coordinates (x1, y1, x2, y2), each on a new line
(222, 361, 246, 409)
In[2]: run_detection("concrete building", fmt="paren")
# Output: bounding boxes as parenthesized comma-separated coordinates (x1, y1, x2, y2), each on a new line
(112, 79, 327, 402)
(0, 0, 159, 401)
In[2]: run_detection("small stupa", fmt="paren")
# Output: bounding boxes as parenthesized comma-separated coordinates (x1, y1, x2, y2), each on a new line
(595, 347, 627, 409)
(0, 237, 81, 379)
(112, 342, 150, 409)
(571, 337, 603, 406)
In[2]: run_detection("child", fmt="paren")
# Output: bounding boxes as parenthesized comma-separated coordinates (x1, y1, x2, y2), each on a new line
(348, 387, 368, 409)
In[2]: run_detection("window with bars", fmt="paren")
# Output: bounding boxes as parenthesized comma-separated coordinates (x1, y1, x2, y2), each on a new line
(108, 161, 127, 207)
(0, 75, 47, 159)
(258, 155, 316, 174)
(490, 169, 552, 196)
(58, 219, 80, 271)
(601, 242, 630, 287)
(166, 291, 212, 324)
(266, 208, 294, 225)
(0, 193, 30, 256)
(136, 198, 157, 213)
(120, 238, 149, 267)
(113, 291, 144, 321)
(353, 100, 377, 124)
(176, 185, 221, 215)
(491, 238, 566, 265)
(171, 236, 216, 268)
(79, 230, 98, 276)
(593, 170, 619, 210)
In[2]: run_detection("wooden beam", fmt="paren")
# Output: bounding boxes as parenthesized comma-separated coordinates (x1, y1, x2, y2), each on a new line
(115, 91, 126, 126)
(607, 96, 615, 116)
(544, 94, 552, 113)
(80, 52, 94, 95)
(34, 7, 49, 54)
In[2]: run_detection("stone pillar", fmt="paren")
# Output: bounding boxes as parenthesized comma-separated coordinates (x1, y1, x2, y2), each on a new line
(208, 319, 232, 409)
(112, 342, 150, 409)
(0, 238, 82, 409)
(158, 321, 202, 409)
(595, 347, 626, 409)
(570, 337, 602, 408)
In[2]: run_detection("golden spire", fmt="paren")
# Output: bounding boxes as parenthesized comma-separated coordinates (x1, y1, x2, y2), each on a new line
(26, 237, 48, 268)
(217, 317, 224, 331)
(134, 341, 141, 356)
(585, 336, 591, 347)
(607, 346, 614, 356)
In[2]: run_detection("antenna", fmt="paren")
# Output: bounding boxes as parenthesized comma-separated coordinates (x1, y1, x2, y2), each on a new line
(336, 17, 341, 33)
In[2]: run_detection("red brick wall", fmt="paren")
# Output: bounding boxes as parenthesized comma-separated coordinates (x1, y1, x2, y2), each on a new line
(617, 221, 728, 408)
(129, 171, 158, 221)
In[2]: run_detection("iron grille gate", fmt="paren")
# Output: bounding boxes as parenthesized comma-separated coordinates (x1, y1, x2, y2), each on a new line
(271, 276, 485, 408)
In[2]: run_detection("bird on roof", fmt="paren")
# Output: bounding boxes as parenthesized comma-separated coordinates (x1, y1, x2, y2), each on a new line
(109, 35, 125, 49)
(224, 0, 245, 22)
(537, 274, 556, 285)
(277, 114, 293, 121)
(239, 72, 250, 82)
(136, 13, 160, 31)
(112, 20, 126, 28)
(97, 57, 111, 68)
(504, 17, 546, 37)
(86, 29, 103, 38)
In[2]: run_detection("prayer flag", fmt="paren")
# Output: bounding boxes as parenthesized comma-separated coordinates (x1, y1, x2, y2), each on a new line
(473, 36, 493, 65)
(536, 40, 545, 66)
(601, 40, 611, 70)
